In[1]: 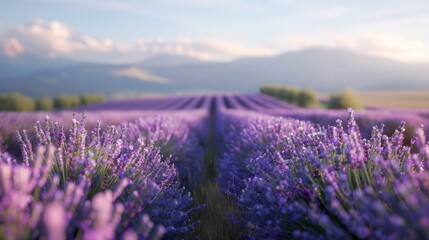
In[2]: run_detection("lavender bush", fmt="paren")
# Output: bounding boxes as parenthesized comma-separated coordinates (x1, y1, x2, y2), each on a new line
(0, 113, 201, 239)
(0, 110, 168, 158)
(126, 113, 206, 188)
(218, 108, 429, 239)
(220, 94, 429, 144)
(217, 111, 311, 194)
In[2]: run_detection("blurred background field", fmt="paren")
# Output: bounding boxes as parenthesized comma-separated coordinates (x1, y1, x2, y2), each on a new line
(357, 90, 429, 108)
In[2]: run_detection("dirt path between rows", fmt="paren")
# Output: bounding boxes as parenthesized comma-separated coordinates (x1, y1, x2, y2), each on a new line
(191, 97, 241, 240)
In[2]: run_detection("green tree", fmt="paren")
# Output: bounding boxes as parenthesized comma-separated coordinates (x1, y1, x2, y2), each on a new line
(36, 97, 54, 111)
(260, 85, 281, 98)
(296, 89, 319, 108)
(54, 95, 81, 109)
(0, 95, 7, 111)
(328, 89, 362, 109)
(0, 93, 35, 111)
(279, 86, 300, 103)
(80, 93, 105, 105)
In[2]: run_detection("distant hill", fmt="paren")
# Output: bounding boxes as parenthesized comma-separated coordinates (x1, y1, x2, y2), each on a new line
(0, 64, 174, 97)
(1, 48, 429, 97)
(0, 54, 201, 97)
(148, 48, 429, 92)
(0, 54, 75, 79)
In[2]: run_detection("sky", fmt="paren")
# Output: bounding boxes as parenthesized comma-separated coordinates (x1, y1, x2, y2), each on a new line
(1, 0, 429, 63)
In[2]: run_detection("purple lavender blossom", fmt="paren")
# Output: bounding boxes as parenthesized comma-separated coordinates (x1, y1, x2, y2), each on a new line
(218, 108, 429, 239)
(0, 112, 202, 239)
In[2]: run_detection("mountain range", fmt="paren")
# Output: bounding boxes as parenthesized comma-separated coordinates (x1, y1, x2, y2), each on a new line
(1, 48, 429, 97)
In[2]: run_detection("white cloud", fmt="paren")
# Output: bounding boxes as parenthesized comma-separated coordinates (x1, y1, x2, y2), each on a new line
(1, 19, 113, 58)
(87, 37, 272, 62)
(273, 33, 429, 63)
(3, 38, 25, 57)
(339, 33, 429, 62)
(130, 38, 272, 61)
(0, 19, 272, 62)
(2, 19, 428, 63)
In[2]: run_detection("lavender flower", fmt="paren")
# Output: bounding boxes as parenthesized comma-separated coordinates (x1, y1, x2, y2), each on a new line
(218, 108, 429, 239)
(0, 112, 202, 239)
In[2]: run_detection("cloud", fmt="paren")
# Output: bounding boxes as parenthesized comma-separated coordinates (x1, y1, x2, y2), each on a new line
(1, 19, 113, 58)
(274, 33, 429, 63)
(3, 38, 25, 57)
(132, 38, 272, 61)
(350, 33, 429, 63)
(0, 19, 272, 62)
(74, 37, 272, 62)
(2, 19, 428, 63)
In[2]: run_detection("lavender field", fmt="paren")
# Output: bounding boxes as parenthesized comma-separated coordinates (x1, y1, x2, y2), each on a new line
(1, 93, 429, 239)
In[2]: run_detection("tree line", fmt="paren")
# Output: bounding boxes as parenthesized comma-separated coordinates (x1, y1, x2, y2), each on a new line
(0, 93, 105, 111)
(260, 85, 362, 109)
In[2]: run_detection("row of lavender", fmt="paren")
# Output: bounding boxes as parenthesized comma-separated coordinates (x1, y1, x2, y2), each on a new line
(0, 95, 215, 151)
(11, 92, 425, 152)
(80, 95, 214, 111)
(181, 94, 429, 140)
(217, 107, 429, 239)
(0, 110, 207, 239)
(219, 94, 429, 140)
(3, 92, 429, 130)
(0, 94, 288, 153)
(80, 93, 295, 112)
